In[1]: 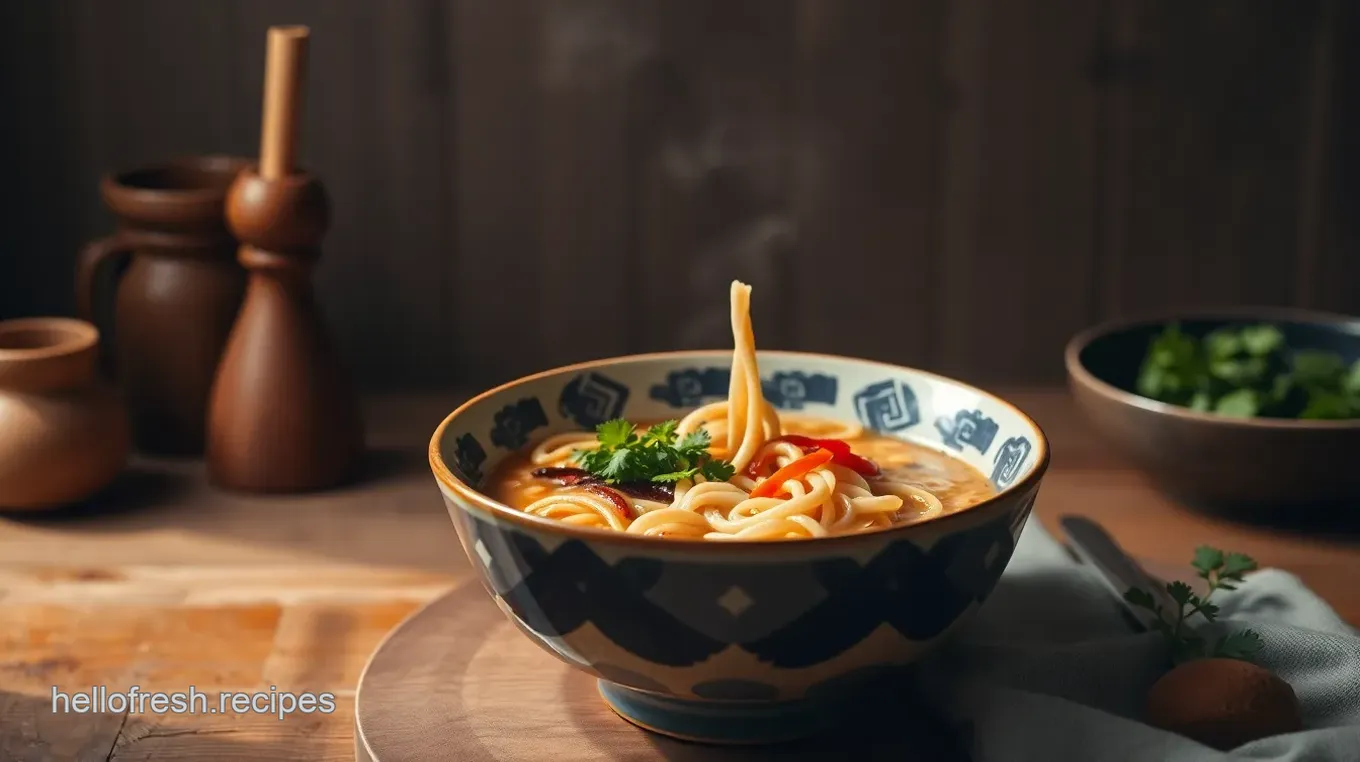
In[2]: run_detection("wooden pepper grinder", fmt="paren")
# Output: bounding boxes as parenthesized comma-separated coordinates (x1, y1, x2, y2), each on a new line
(206, 26, 364, 492)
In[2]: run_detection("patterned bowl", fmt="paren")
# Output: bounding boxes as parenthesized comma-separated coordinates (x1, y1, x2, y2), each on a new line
(428, 351, 1049, 745)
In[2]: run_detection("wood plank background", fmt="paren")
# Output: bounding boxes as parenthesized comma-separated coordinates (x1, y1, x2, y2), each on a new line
(1, 0, 1355, 390)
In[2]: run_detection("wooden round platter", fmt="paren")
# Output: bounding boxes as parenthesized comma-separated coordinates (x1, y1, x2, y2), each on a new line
(354, 582, 968, 762)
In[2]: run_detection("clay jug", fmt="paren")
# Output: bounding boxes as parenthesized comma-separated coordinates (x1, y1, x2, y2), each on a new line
(0, 318, 129, 511)
(76, 156, 249, 456)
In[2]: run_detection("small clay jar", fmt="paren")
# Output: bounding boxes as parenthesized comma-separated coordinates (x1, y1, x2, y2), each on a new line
(0, 318, 130, 511)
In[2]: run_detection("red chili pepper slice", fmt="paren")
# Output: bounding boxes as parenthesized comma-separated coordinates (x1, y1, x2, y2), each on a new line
(744, 450, 782, 479)
(770, 435, 880, 477)
(750, 449, 836, 499)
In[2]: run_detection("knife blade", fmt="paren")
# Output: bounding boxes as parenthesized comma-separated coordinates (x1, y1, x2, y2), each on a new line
(1060, 515, 1178, 631)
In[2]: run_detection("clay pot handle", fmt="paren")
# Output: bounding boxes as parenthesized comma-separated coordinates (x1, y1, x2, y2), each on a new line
(75, 235, 133, 376)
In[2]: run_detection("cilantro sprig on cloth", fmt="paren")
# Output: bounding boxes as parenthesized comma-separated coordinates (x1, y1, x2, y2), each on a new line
(1124, 546, 1264, 665)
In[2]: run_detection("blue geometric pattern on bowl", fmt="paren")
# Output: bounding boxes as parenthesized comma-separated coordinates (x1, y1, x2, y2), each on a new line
(650, 367, 837, 411)
(935, 409, 999, 454)
(650, 367, 730, 408)
(453, 433, 487, 486)
(991, 436, 1033, 488)
(490, 397, 549, 450)
(444, 351, 1042, 507)
(444, 483, 1037, 696)
(853, 379, 921, 432)
(763, 371, 837, 410)
(559, 371, 630, 429)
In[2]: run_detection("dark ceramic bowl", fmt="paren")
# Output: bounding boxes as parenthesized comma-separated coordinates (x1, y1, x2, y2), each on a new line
(1066, 308, 1360, 511)
(429, 351, 1048, 745)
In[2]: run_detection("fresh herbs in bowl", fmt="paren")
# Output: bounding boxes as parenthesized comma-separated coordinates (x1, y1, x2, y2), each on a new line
(1136, 323, 1360, 420)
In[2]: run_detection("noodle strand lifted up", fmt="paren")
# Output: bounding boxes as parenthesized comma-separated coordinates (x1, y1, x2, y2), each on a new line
(508, 280, 971, 540)
(674, 282, 780, 472)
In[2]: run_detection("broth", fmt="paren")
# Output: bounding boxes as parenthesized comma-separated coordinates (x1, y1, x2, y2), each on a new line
(483, 416, 997, 537)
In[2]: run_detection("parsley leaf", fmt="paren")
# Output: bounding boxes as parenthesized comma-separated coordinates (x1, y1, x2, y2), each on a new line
(1345, 360, 1360, 396)
(1166, 580, 1194, 607)
(1124, 587, 1158, 611)
(1192, 546, 1224, 577)
(642, 420, 679, 447)
(677, 432, 712, 454)
(1204, 328, 1243, 360)
(600, 449, 635, 481)
(1137, 323, 1204, 403)
(1213, 630, 1265, 660)
(1301, 391, 1354, 420)
(1240, 324, 1284, 357)
(1221, 552, 1258, 580)
(700, 459, 737, 482)
(571, 419, 735, 487)
(1124, 546, 1262, 666)
(1214, 388, 1260, 418)
(596, 419, 635, 449)
(1292, 350, 1347, 387)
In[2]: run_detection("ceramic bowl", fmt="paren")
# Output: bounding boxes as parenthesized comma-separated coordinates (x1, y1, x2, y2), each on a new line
(428, 351, 1049, 744)
(1066, 308, 1360, 512)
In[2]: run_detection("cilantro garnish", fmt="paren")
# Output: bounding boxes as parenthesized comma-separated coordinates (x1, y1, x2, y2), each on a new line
(1136, 322, 1360, 420)
(1123, 546, 1264, 664)
(573, 419, 736, 486)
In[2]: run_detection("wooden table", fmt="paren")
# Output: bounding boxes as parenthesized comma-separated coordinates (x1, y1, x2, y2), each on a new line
(3, 390, 1358, 761)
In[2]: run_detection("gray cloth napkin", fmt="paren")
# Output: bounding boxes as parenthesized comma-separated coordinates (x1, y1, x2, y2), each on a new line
(916, 520, 1360, 762)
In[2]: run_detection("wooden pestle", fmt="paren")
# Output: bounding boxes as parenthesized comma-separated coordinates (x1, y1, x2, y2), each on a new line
(205, 26, 364, 492)
(259, 26, 307, 180)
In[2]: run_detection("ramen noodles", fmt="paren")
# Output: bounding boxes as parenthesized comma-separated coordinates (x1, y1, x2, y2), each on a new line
(483, 282, 997, 539)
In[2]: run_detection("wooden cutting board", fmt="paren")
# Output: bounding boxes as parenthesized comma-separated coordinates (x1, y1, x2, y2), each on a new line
(353, 582, 970, 762)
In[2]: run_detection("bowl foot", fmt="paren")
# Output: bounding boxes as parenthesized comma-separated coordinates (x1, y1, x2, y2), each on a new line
(597, 680, 844, 746)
